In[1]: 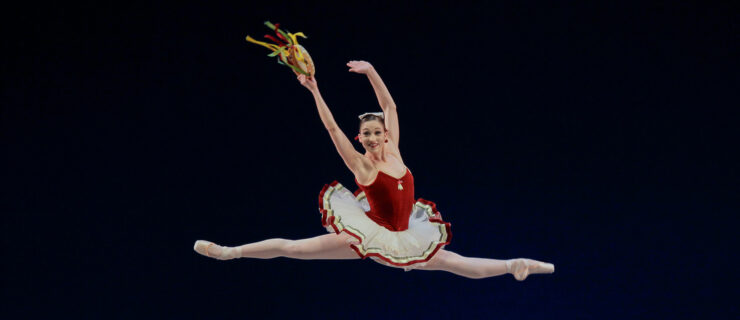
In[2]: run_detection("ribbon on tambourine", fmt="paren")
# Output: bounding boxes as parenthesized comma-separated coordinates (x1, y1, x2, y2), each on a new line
(246, 21, 311, 75)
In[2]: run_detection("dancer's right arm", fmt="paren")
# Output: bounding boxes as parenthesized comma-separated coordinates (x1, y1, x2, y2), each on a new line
(298, 75, 364, 173)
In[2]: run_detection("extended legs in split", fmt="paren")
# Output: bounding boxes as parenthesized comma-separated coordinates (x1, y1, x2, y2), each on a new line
(194, 234, 554, 280)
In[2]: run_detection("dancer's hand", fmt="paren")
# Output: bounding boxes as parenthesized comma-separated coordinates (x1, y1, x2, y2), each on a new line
(347, 60, 373, 74)
(298, 74, 318, 92)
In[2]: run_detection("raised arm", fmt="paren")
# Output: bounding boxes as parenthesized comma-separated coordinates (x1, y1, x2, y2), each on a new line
(347, 61, 400, 145)
(298, 75, 364, 174)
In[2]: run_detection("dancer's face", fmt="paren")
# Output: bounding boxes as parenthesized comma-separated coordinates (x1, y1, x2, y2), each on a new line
(359, 120, 386, 152)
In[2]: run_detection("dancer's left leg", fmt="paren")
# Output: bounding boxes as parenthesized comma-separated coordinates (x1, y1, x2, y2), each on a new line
(194, 233, 360, 261)
(417, 249, 554, 280)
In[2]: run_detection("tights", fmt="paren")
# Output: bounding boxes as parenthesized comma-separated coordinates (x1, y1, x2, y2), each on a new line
(199, 233, 514, 279)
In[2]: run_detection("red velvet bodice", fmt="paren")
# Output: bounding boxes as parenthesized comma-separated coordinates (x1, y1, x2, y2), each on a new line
(355, 168, 415, 231)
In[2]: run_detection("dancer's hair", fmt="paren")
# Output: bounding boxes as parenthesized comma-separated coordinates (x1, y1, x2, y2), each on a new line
(359, 114, 386, 129)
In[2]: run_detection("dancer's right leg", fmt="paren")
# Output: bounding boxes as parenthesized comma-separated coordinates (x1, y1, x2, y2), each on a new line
(194, 233, 359, 260)
(417, 249, 555, 280)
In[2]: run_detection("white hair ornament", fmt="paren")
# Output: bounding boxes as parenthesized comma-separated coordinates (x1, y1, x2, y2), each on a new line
(358, 112, 384, 120)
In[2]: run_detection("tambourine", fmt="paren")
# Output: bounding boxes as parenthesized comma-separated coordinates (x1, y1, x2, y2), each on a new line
(246, 21, 315, 77)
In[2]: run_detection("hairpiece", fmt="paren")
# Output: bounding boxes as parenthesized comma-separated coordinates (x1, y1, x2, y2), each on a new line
(358, 112, 384, 120)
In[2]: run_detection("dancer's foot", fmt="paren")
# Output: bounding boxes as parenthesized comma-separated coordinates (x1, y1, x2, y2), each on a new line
(506, 258, 555, 281)
(193, 240, 240, 260)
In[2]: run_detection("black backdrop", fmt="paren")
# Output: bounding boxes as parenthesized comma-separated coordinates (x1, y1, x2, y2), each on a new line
(2, 1, 737, 319)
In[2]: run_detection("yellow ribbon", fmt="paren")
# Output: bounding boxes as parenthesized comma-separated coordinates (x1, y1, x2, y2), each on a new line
(288, 32, 307, 62)
(245, 35, 281, 52)
(246, 25, 310, 75)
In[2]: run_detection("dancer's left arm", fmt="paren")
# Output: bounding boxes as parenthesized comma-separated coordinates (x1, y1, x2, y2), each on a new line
(347, 61, 400, 145)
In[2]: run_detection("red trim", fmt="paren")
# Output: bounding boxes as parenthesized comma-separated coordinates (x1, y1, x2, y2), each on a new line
(418, 198, 453, 246)
(318, 181, 339, 227)
(353, 189, 363, 197)
(344, 229, 363, 244)
(318, 185, 329, 226)
(349, 244, 365, 259)
(328, 216, 339, 233)
(318, 182, 453, 267)
(319, 184, 329, 203)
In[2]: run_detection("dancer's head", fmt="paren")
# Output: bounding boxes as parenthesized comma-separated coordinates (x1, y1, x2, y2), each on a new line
(358, 113, 388, 152)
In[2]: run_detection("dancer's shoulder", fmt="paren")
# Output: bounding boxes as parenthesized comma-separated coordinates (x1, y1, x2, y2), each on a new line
(353, 157, 378, 185)
(385, 138, 403, 162)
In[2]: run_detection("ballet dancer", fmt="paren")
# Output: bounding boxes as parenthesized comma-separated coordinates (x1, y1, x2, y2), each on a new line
(194, 60, 554, 280)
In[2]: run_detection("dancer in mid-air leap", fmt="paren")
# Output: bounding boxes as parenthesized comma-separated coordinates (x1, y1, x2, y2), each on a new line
(194, 60, 554, 280)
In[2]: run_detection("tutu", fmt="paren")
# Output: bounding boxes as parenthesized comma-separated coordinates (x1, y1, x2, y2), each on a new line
(318, 181, 452, 270)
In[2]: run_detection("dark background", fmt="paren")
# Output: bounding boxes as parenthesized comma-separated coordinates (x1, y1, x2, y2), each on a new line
(2, 1, 737, 318)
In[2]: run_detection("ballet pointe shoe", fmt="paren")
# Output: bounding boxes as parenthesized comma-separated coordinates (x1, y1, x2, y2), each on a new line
(193, 240, 239, 260)
(506, 258, 555, 281)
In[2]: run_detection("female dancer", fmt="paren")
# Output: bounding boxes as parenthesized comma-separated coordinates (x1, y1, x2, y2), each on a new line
(194, 60, 554, 280)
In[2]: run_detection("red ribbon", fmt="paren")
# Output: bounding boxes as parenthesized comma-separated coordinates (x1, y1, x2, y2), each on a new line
(263, 34, 285, 46)
(273, 23, 288, 42)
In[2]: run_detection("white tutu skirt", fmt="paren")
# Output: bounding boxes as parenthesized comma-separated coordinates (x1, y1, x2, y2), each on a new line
(319, 181, 452, 270)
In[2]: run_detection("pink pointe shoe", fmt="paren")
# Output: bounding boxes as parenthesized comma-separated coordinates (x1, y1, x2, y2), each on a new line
(193, 240, 238, 260)
(506, 258, 555, 281)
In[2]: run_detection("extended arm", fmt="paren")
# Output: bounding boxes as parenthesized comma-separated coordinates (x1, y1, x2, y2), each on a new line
(298, 75, 364, 173)
(347, 61, 400, 145)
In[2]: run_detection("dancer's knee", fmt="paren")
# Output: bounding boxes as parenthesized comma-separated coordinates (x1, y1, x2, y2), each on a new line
(423, 250, 457, 270)
(424, 250, 487, 279)
(283, 239, 311, 257)
(465, 269, 489, 279)
(277, 234, 352, 259)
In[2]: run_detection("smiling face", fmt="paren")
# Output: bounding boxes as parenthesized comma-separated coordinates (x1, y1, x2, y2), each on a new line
(359, 119, 387, 152)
